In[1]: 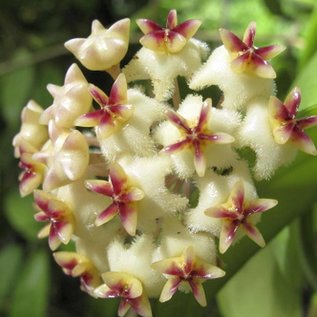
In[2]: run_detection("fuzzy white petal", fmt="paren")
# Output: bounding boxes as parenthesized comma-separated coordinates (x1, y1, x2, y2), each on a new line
(238, 99, 297, 180)
(124, 39, 209, 101)
(117, 155, 188, 233)
(190, 46, 275, 110)
(99, 88, 166, 161)
(186, 160, 257, 236)
(107, 235, 164, 297)
(153, 216, 217, 265)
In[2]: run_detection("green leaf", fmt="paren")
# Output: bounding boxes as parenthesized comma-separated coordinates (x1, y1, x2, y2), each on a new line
(269, 154, 317, 189)
(262, 0, 284, 16)
(152, 293, 207, 317)
(9, 250, 50, 317)
(217, 238, 302, 317)
(299, 4, 317, 70)
(4, 188, 42, 241)
(267, 127, 317, 189)
(298, 104, 317, 117)
(294, 51, 317, 110)
(86, 297, 119, 317)
(296, 210, 317, 290)
(0, 245, 23, 311)
(0, 132, 17, 171)
(0, 49, 35, 128)
(308, 292, 317, 317)
(32, 63, 64, 106)
(271, 225, 303, 288)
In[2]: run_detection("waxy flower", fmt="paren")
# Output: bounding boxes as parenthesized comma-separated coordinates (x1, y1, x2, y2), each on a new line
(76, 74, 133, 139)
(65, 19, 130, 71)
(137, 9, 201, 54)
(39, 123, 89, 191)
(33, 190, 74, 250)
(162, 98, 234, 176)
(152, 246, 225, 306)
(13, 100, 48, 157)
(18, 151, 45, 197)
(220, 22, 285, 78)
(124, 9, 208, 101)
(53, 251, 101, 295)
(269, 87, 317, 155)
(85, 162, 144, 235)
(40, 64, 92, 128)
(94, 272, 152, 317)
(205, 181, 278, 253)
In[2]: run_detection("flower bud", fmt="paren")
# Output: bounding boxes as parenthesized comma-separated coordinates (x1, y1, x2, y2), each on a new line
(65, 19, 130, 71)
(13, 100, 48, 157)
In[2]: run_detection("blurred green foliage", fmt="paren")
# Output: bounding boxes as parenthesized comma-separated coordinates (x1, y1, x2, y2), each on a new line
(1, 0, 317, 316)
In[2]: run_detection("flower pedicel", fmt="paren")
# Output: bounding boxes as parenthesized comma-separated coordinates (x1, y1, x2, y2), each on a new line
(13, 10, 317, 317)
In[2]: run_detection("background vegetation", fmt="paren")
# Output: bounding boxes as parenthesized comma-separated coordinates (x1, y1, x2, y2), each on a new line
(1, 0, 317, 316)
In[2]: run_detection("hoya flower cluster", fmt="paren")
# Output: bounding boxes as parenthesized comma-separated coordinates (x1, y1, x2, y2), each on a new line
(13, 10, 317, 317)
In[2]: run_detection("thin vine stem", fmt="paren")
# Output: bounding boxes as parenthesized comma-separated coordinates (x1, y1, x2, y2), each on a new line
(172, 77, 181, 109)
(296, 209, 317, 291)
(0, 44, 67, 76)
(106, 64, 121, 80)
